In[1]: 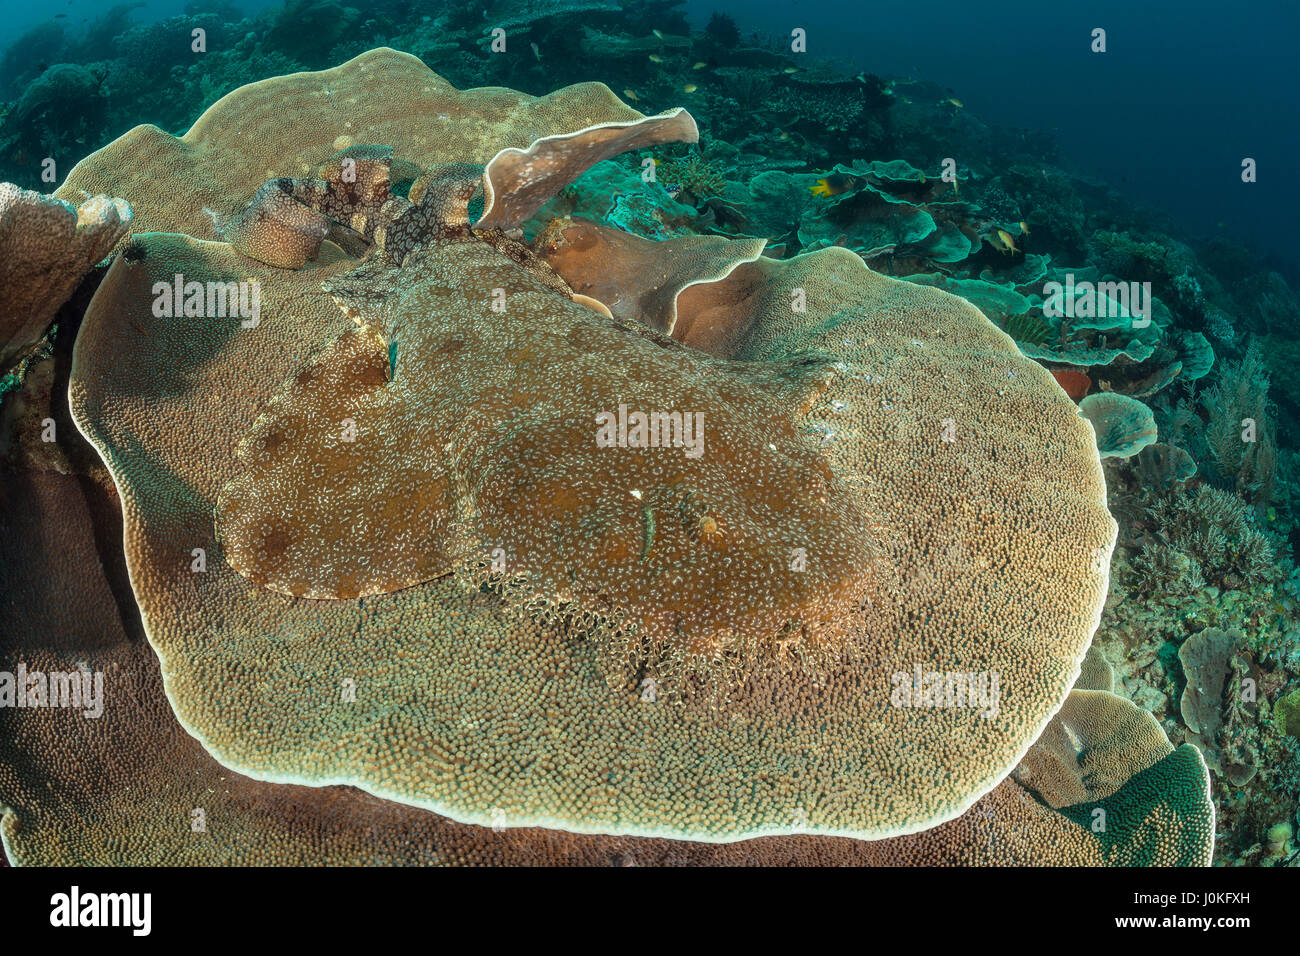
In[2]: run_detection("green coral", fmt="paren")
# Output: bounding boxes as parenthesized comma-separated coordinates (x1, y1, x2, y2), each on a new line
(1059, 746, 1214, 866)
(659, 151, 728, 203)
(1276, 690, 1300, 738)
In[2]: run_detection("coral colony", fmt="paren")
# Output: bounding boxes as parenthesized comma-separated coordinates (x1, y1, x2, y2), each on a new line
(0, 1, 1294, 870)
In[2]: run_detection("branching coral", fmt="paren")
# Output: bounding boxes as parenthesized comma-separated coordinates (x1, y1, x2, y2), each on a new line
(1129, 485, 1278, 595)
(1202, 341, 1278, 501)
(659, 151, 728, 203)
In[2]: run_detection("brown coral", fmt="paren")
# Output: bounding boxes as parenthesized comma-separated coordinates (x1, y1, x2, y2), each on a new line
(64, 53, 1121, 845)
(0, 472, 1182, 866)
(54, 47, 648, 244)
(0, 183, 131, 368)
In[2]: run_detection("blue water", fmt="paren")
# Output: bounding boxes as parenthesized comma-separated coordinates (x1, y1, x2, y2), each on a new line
(680, 0, 1300, 279)
(1, 0, 1296, 277)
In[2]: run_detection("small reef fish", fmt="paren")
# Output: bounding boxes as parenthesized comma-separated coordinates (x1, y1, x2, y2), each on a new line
(692, 61, 708, 69)
(682, 83, 697, 93)
(623, 89, 640, 101)
(991, 228, 1019, 255)
(810, 173, 858, 197)
(649, 54, 665, 63)
(782, 66, 800, 74)
(653, 29, 665, 39)
(947, 98, 963, 108)
(1019, 220, 1030, 235)
(530, 42, 541, 60)
(639, 505, 655, 563)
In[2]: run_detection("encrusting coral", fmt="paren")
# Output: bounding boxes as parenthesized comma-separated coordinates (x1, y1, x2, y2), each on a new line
(0, 47, 1224, 865)
(1179, 627, 1258, 786)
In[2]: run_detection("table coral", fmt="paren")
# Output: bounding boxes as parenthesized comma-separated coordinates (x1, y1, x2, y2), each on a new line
(71, 223, 1113, 846)
(53, 47, 647, 245)
(0, 471, 1199, 865)
(0, 48, 1201, 863)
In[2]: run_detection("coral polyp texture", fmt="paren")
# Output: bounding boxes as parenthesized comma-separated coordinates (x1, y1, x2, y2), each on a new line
(0, 182, 131, 368)
(0, 470, 1201, 866)
(0, 42, 1236, 868)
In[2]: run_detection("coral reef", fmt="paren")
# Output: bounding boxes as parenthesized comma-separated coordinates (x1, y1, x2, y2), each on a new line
(1202, 342, 1277, 501)
(9, 50, 1201, 863)
(0, 0, 1295, 869)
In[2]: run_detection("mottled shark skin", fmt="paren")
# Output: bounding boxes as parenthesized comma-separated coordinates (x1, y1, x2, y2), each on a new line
(216, 152, 878, 698)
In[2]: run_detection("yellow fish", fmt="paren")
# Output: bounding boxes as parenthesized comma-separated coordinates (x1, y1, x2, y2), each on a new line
(682, 83, 697, 93)
(783, 66, 799, 74)
(809, 173, 856, 197)
(692, 61, 707, 69)
(1019, 220, 1030, 235)
(948, 98, 963, 108)
(649, 54, 665, 63)
(653, 29, 665, 39)
(993, 229, 1018, 255)
(623, 88, 640, 101)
